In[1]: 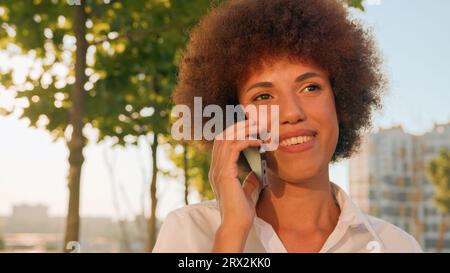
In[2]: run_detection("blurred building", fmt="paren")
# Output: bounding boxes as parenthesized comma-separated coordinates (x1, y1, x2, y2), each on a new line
(349, 122, 450, 252)
(0, 204, 147, 252)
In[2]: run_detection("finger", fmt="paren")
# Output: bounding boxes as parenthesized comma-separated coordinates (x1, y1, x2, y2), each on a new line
(234, 138, 263, 151)
(228, 139, 263, 163)
(213, 125, 261, 169)
(235, 122, 258, 140)
(216, 119, 248, 140)
(236, 119, 270, 142)
(228, 119, 255, 140)
(216, 119, 254, 141)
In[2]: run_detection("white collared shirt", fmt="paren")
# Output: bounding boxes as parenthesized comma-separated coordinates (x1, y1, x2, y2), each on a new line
(153, 183, 423, 253)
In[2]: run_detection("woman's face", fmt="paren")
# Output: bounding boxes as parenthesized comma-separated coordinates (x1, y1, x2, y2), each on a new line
(238, 57, 339, 183)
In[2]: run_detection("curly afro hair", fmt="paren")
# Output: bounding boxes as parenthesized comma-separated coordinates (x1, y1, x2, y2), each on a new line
(172, 0, 386, 162)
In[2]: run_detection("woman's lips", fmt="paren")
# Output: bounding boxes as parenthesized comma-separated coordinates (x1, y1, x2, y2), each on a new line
(277, 129, 318, 153)
(277, 135, 317, 153)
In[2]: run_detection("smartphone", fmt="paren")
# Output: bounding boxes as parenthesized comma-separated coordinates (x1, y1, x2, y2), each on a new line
(242, 147, 268, 188)
(235, 106, 268, 203)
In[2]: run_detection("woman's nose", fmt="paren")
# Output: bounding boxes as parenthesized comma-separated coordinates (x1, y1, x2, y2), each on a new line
(278, 93, 305, 124)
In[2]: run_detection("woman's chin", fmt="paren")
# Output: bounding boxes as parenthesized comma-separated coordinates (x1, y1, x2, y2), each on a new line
(266, 152, 329, 183)
(271, 164, 322, 184)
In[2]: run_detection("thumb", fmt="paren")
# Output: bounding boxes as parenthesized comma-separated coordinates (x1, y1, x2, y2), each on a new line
(242, 172, 261, 202)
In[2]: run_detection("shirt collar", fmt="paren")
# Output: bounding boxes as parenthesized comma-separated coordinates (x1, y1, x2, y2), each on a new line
(252, 182, 385, 252)
(331, 182, 385, 250)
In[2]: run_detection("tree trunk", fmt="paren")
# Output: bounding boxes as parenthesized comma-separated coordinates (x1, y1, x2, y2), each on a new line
(183, 143, 189, 205)
(146, 133, 159, 252)
(436, 214, 448, 253)
(63, 0, 87, 252)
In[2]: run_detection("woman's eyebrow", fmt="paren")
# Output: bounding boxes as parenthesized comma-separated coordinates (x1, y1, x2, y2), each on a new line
(245, 81, 273, 93)
(245, 72, 323, 93)
(295, 72, 322, 82)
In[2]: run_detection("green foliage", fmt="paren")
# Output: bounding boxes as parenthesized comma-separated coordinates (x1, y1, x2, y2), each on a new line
(0, 0, 216, 145)
(346, 0, 365, 11)
(85, 0, 218, 145)
(427, 148, 450, 214)
(168, 141, 214, 200)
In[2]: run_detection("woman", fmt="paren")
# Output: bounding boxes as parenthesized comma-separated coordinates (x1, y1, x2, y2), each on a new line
(153, 0, 422, 253)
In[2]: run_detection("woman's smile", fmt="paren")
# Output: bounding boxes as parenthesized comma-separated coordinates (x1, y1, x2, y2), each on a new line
(277, 128, 318, 153)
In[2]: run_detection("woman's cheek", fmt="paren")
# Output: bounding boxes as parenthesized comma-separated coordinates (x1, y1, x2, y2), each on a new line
(307, 92, 339, 151)
(321, 95, 339, 156)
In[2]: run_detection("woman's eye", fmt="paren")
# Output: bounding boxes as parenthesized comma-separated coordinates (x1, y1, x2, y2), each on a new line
(253, 93, 272, 101)
(303, 84, 321, 93)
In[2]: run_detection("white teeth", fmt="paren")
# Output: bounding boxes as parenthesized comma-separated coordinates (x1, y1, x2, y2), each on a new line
(280, 135, 313, 146)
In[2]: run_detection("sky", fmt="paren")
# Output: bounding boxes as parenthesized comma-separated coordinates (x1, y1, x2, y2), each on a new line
(0, 0, 449, 221)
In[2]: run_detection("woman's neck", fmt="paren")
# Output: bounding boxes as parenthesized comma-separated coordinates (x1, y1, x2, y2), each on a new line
(255, 166, 340, 233)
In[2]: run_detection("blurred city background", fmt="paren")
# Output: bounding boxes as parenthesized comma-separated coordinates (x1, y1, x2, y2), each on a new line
(0, 0, 449, 252)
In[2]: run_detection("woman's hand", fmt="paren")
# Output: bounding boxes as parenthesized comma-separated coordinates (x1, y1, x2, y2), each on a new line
(209, 119, 263, 252)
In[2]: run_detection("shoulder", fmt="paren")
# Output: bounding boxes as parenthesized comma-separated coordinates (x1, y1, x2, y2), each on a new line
(167, 200, 221, 231)
(366, 215, 423, 253)
(152, 200, 221, 253)
(169, 200, 220, 221)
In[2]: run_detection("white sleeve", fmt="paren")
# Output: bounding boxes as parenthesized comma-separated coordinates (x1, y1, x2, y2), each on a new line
(152, 209, 214, 253)
(152, 211, 187, 253)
